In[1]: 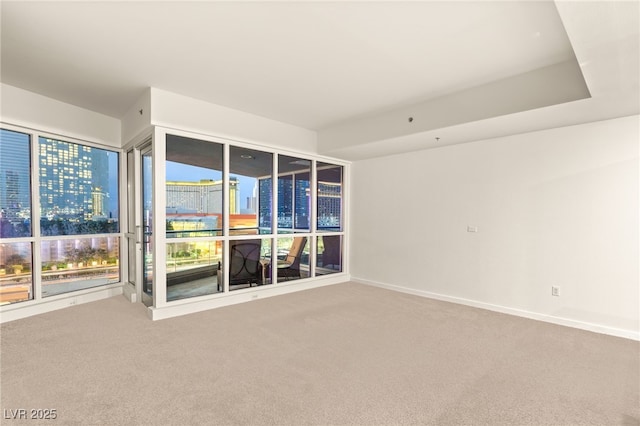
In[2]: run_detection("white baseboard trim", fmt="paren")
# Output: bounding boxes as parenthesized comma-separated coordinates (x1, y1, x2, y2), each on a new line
(0, 285, 124, 323)
(352, 277, 640, 341)
(149, 273, 350, 321)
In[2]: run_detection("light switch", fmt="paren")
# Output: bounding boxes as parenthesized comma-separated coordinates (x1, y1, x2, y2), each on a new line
(467, 226, 478, 233)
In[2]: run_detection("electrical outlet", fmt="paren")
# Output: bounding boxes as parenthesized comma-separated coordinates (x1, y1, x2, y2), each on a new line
(551, 286, 560, 297)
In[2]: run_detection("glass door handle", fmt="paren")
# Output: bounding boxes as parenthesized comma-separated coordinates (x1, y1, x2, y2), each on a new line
(142, 225, 151, 243)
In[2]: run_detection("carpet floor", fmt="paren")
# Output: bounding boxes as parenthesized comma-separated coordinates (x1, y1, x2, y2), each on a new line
(1, 282, 638, 425)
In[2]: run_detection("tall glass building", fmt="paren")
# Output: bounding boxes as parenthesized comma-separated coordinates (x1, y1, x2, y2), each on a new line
(38, 138, 110, 221)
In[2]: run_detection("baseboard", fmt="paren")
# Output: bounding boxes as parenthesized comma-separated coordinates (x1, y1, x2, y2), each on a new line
(0, 284, 124, 323)
(352, 277, 640, 341)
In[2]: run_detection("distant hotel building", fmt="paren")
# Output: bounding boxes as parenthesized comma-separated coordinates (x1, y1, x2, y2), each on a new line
(166, 177, 240, 214)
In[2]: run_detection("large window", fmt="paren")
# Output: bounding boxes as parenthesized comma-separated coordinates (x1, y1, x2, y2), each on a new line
(166, 135, 223, 238)
(38, 137, 120, 297)
(315, 163, 343, 276)
(165, 135, 224, 301)
(0, 129, 121, 305)
(277, 155, 311, 233)
(229, 146, 273, 235)
(39, 138, 119, 235)
(41, 237, 119, 297)
(0, 129, 33, 304)
(317, 162, 343, 232)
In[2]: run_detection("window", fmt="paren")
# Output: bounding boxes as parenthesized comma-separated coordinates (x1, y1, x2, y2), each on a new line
(277, 155, 311, 233)
(227, 147, 275, 292)
(38, 137, 120, 297)
(0, 129, 121, 305)
(315, 163, 343, 277)
(0, 129, 32, 238)
(166, 135, 223, 238)
(317, 162, 343, 232)
(229, 146, 273, 235)
(0, 242, 33, 304)
(0, 129, 33, 304)
(165, 135, 224, 300)
(39, 137, 119, 235)
(41, 237, 119, 296)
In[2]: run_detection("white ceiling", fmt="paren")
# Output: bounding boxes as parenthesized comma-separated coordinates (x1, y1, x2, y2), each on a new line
(1, 1, 638, 160)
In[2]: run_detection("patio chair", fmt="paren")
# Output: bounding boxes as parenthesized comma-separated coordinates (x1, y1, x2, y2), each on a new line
(321, 235, 341, 270)
(217, 239, 263, 291)
(278, 237, 307, 280)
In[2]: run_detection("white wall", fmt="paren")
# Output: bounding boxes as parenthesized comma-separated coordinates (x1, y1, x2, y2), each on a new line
(0, 84, 120, 147)
(351, 115, 639, 339)
(149, 88, 317, 154)
(121, 88, 152, 145)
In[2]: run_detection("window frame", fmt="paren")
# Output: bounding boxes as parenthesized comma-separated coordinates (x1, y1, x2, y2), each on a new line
(0, 123, 124, 307)
(150, 126, 348, 307)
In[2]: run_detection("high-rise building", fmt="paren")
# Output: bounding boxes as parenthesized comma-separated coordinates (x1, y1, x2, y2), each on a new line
(294, 176, 310, 229)
(259, 173, 310, 230)
(317, 182, 341, 229)
(277, 176, 293, 228)
(258, 178, 272, 229)
(38, 138, 111, 221)
(91, 187, 107, 218)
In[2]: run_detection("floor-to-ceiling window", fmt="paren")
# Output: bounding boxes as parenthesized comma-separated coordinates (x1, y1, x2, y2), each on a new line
(149, 129, 347, 307)
(38, 137, 120, 297)
(0, 129, 33, 304)
(165, 135, 223, 301)
(0, 127, 121, 306)
(315, 162, 343, 276)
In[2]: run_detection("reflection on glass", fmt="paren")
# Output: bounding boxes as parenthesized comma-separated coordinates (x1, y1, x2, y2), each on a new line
(0, 129, 32, 238)
(317, 163, 343, 232)
(258, 178, 272, 231)
(41, 237, 120, 298)
(316, 235, 342, 276)
(39, 137, 119, 236)
(274, 236, 309, 282)
(0, 242, 33, 304)
(126, 149, 136, 286)
(277, 155, 311, 233)
(278, 174, 293, 230)
(142, 150, 153, 296)
(166, 240, 221, 301)
(166, 135, 223, 238)
(230, 147, 273, 236)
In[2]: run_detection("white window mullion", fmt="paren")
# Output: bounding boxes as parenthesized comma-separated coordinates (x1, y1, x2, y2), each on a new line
(222, 143, 230, 292)
(31, 131, 42, 300)
(309, 160, 318, 278)
(272, 153, 278, 284)
(153, 127, 167, 307)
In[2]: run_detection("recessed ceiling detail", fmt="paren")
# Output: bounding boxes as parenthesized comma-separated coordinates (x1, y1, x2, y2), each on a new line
(1, 1, 638, 161)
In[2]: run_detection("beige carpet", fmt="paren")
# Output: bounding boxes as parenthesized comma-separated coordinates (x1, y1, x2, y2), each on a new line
(1, 282, 638, 425)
